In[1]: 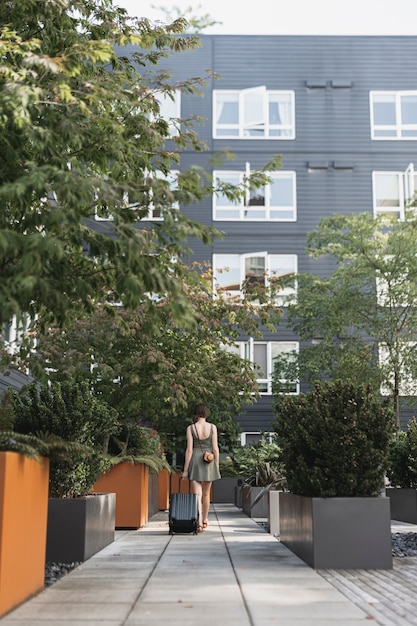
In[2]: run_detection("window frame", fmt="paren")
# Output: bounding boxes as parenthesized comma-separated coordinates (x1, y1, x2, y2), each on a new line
(213, 170, 297, 221)
(213, 88, 295, 140)
(229, 339, 299, 396)
(155, 89, 181, 137)
(370, 91, 417, 140)
(94, 170, 179, 222)
(379, 342, 417, 396)
(213, 252, 297, 305)
(372, 165, 416, 220)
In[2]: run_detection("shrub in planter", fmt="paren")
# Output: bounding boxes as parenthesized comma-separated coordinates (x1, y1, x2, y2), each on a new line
(231, 440, 285, 488)
(274, 380, 394, 497)
(12, 379, 119, 497)
(387, 418, 417, 488)
(273, 380, 395, 569)
(386, 418, 417, 522)
(231, 440, 285, 517)
(11, 379, 120, 563)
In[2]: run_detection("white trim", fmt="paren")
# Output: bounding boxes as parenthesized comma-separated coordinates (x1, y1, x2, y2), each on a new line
(370, 91, 417, 140)
(213, 88, 295, 139)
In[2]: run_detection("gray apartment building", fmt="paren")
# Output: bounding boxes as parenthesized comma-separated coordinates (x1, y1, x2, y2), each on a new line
(4, 35, 416, 440)
(117, 34, 417, 442)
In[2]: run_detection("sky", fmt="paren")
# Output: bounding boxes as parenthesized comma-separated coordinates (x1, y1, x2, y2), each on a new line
(115, 0, 417, 35)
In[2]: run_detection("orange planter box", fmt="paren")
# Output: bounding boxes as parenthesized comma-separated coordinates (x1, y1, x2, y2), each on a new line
(170, 473, 191, 494)
(0, 452, 49, 617)
(158, 469, 170, 510)
(93, 462, 149, 529)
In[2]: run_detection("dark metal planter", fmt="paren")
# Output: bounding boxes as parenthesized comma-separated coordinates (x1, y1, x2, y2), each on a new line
(386, 487, 417, 523)
(212, 477, 240, 503)
(242, 485, 269, 518)
(279, 492, 392, 569)
(46, 492, 116, 563)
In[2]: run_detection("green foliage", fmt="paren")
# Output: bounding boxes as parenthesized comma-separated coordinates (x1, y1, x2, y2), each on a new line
(231, 439, 285, 488)
(273, 380, 395, 497)
(387, 418, 417, 488)
(0, 430, 49, 460)
(26, 261, 282, 456)
(0, 0, 281, 339)
(284, 210, 417, 429)
(0, 389, 15, 431)
(12, 379, 119, 497)
(151, 3, 222, 33)
(218, 458, 239, 477)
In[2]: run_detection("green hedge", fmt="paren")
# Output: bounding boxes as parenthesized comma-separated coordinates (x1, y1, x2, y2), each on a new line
(273, 380, 394, 497)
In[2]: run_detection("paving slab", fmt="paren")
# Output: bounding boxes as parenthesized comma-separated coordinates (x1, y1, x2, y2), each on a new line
(0, 504, 379, 625)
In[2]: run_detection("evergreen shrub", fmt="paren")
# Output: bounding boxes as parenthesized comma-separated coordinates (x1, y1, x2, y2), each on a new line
(273, 380, 394, 497)
(387, 418, 417, 488)
(13, 379, 119, 497)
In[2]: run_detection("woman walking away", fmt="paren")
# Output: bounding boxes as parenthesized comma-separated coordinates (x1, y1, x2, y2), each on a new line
(182, 404, 221, 532)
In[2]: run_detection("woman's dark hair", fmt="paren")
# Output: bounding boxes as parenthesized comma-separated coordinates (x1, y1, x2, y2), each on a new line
(194, 404, 209, 419)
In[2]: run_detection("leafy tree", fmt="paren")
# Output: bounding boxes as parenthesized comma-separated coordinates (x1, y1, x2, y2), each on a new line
(150, 3, 222, 33)
(275, 210, 417, 429)
(0, 0, 280, 336)
(26, 261, 282, 454)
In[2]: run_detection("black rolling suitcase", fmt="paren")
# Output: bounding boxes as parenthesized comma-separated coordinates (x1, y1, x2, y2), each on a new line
(169, 492, 199, 535)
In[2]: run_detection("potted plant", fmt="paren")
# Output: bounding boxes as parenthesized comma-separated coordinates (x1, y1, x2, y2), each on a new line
(231, 440, 285, 519)
(274, 380, 395, 569)
(386, 417, 417, 522)
(93, 421, 171, 528)
(12, 379, 119, 563)
(0, 391, 50, 617)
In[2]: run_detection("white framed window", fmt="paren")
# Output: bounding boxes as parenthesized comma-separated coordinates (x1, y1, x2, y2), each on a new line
(130, 170, 179, 221)
(370, 91, 417, 140)
(213, 169, 296, 221)
(213, 253, 297, 305)
(94, 171, 179, 222)
(2, 314, 33, 355)
(373, 164, 416, 220)
(155, 90, 181, 137)
(379, 343, 417, 396)
(213, 87, 295, 139)
(227, 340, 299, 395)
(240, 432, 275, 446)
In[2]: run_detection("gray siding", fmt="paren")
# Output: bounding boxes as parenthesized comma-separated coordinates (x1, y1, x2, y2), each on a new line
(131, 36, 417, 434)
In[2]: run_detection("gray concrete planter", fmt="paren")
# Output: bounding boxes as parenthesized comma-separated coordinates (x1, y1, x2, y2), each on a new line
(212, 477, 240, 503)
(279, 492, 392, 569)
(268, 490, 280, 536)
(46, 492, 116, 562)
(242, 485, 269, 518)
(386, 487, 417, 523)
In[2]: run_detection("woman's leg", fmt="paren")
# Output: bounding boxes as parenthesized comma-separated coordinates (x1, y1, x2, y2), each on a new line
(201, 481, 212, 526)
(192, 480, 203, 529)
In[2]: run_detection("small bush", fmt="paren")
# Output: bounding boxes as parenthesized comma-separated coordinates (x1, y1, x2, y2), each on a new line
(387, 418, 417, 488)
(273, 380, 394, 497)
(13, 379, 119, 498)
(231, 439, 285, 487)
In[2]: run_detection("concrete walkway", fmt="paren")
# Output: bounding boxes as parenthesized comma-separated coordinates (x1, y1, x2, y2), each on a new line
(0, 504, 396, 625)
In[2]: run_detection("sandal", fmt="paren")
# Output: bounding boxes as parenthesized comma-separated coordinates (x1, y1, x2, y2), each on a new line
(198, 525, 204, 533)
(202, 520, 209, 529)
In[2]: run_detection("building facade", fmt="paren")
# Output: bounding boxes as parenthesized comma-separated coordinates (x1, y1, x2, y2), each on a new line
(100, 36, 417, 438)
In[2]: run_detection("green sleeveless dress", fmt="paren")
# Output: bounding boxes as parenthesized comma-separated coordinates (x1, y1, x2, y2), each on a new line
(188, 424, 221, 482)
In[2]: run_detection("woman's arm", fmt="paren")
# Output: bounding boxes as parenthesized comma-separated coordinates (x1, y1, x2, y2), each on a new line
(182, 425, 193, 479)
